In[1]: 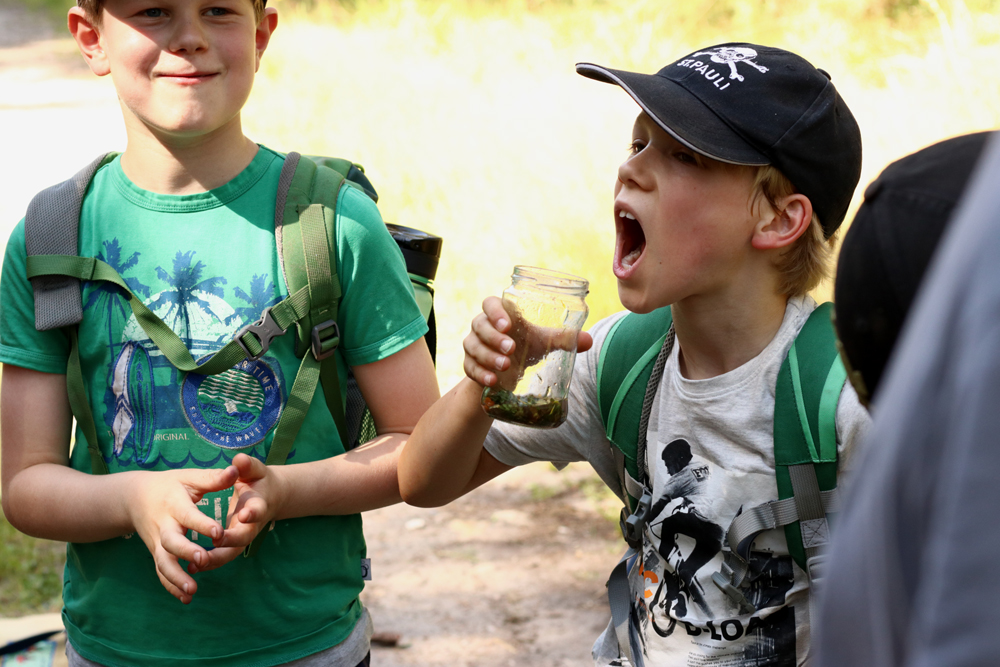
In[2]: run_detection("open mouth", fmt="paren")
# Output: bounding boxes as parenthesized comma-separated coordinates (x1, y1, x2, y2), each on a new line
(615, 208, 646, 276)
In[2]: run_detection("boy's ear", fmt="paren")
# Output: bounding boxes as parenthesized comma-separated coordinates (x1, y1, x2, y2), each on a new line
(68, 7, 109, 77)
(254, 7, 279, 72)
(751, 193, 813, 250)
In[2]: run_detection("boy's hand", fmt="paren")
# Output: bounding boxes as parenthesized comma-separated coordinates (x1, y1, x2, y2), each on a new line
(464, 296, 593, 388)
(126, 466, 239, 604)
(190, 454, 285, 572)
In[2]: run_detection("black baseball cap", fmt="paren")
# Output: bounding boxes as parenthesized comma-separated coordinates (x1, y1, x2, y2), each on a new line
(833, 131, 994, 404)
(577, 43, 863, 237)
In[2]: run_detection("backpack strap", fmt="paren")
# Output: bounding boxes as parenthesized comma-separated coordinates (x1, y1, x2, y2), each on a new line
(774, 301, 846, 568)
(272, 153, 353, 450)
(598, 307, 673, 667)
(266, 153, 348, 464)
(23, 153, 349, 480)
(712, 302, 848, 612)
(24, 153, 119, 475)
(24, 151, 389, 556)
(25, 152, 117, 331)
(597, 307, 674, 510)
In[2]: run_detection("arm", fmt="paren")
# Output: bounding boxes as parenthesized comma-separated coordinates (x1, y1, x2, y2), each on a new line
(208, 336, 444, 554)
(0, 364, 240, 603)
(397, 296, 592, 507)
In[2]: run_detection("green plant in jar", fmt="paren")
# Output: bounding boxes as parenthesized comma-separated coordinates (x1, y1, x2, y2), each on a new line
(481, 266, 589, 428)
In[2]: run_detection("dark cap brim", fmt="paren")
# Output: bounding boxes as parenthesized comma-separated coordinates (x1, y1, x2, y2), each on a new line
(576, 62, 770, 166)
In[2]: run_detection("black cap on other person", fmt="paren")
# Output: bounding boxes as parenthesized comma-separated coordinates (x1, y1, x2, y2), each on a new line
(834, 131, 995, 404)
(577, 43, 863, 238)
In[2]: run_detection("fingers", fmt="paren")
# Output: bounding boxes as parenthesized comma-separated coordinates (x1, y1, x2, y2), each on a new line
(179, 504, 224, 543)
(213, 487, 269, 548)
(233, 493, 269, 526)
(154, 529, 206, 604)
(462, 333, 502, 387)
(464, 312, 516, 386)
(577, 330, 594, 354)
(214, 511, 267, 548)
(185, 465, 239, 497)
(482, 296, 510, 332)
(189, 546, 244, 573)
(232, 453, 265, 482)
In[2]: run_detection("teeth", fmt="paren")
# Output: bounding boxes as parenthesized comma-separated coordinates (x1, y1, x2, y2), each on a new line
(618, 210, 636, 220)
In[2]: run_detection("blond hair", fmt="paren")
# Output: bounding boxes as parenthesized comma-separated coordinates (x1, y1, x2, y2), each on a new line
(78, 0, 267, 25)
(750, 165, 836, 297)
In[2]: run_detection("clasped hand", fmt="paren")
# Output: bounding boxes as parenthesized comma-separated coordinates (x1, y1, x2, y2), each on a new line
(130, 453, 280, 604)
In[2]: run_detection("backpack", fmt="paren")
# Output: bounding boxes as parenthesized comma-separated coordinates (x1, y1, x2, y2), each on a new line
(596, 303, 847, 666)
(23, 151, 441, 555)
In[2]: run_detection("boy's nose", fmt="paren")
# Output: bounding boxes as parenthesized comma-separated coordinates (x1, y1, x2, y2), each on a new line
(169, 15, 209, 53)
(617, 158, 641, 191)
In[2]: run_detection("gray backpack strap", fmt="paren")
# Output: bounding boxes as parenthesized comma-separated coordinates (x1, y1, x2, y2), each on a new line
(607, 549, 644, 667)
(25, 153, 113, 330)
(712, 487, 841, 613)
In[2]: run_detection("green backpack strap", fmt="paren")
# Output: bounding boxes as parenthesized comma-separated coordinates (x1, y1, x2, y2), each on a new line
(773, 301, 847, 571)
(712, 302, 848, 613)
(598, 307, 672, 667)
(271, 152, 348, 456)
(597, 307, 673, 513)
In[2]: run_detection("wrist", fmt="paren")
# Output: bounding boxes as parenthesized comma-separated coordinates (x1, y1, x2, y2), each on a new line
(267, 465, 293, 521)
(116, 470, 149, 536)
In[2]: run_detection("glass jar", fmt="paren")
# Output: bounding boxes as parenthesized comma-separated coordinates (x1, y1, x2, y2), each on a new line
(481, 266, 589, 428)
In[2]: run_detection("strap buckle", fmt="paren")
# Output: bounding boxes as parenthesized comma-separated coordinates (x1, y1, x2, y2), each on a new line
(235, 307, 287, 361)
(711, 562, 757, 615)
(311, 320, 340, 361)
(806, 553, 827, 586)
(619, 490, 652, 550)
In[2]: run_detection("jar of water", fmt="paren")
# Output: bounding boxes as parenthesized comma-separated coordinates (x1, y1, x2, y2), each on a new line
(481, 266, 589, 428)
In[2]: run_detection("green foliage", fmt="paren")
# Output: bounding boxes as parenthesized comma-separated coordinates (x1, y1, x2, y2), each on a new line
(14, 0, 74, 22)
(246, 0, 1000, 385)
(0, 514, 66, 615)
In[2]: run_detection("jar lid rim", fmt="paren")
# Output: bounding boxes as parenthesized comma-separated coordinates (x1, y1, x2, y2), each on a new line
(512, 265, 589, 289)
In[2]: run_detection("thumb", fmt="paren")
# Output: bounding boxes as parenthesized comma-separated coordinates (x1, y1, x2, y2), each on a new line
(186, 465, 238, 499)
(233, 453, 266, 482)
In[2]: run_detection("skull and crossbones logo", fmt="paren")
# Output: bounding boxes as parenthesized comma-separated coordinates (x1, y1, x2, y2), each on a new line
(691, 47, 769, 82)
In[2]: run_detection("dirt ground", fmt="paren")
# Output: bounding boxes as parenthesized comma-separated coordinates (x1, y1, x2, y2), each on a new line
(360, 463, 623, 666)
(0, 5, 625, 664)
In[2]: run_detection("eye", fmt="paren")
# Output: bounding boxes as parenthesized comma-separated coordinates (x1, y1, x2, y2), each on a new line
(205, 6, 230, 15)
(674, 150, 699, 166)
(627, 140, 646, 156)
(141, 7, 164, 16)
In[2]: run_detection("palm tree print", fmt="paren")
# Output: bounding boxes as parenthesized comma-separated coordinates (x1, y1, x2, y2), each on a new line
(83, 239, 151, 359)
(225, 274, 280, 328)
(149, 251, 227, 347)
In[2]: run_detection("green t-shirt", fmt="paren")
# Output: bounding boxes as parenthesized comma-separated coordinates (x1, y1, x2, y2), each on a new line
(0, 146, 427, 667)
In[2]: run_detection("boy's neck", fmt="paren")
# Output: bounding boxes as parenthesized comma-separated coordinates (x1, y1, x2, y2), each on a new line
(671, 286, 791, 381)
(119, 115, 259, 195)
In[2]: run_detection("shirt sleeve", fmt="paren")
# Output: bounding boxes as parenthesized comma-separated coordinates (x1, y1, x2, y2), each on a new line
(834, 379, 872, 482)
(333, 186, 428, 367)
(0, 219, 70, 373)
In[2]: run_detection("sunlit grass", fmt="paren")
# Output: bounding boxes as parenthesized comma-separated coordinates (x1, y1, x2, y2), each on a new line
(0, 513, 66, 616)
(242, 0, 1000, 385)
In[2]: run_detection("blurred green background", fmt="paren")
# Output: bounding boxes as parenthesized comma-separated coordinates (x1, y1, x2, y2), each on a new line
(1, 0, 999, 616)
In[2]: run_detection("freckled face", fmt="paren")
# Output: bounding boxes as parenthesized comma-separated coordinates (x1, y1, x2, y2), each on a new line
(95, 0, 264, 140)
(612, 112, 761, 313)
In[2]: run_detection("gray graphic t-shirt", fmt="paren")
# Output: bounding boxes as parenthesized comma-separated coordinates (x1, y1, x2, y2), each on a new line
(485, 295, 870, 666)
